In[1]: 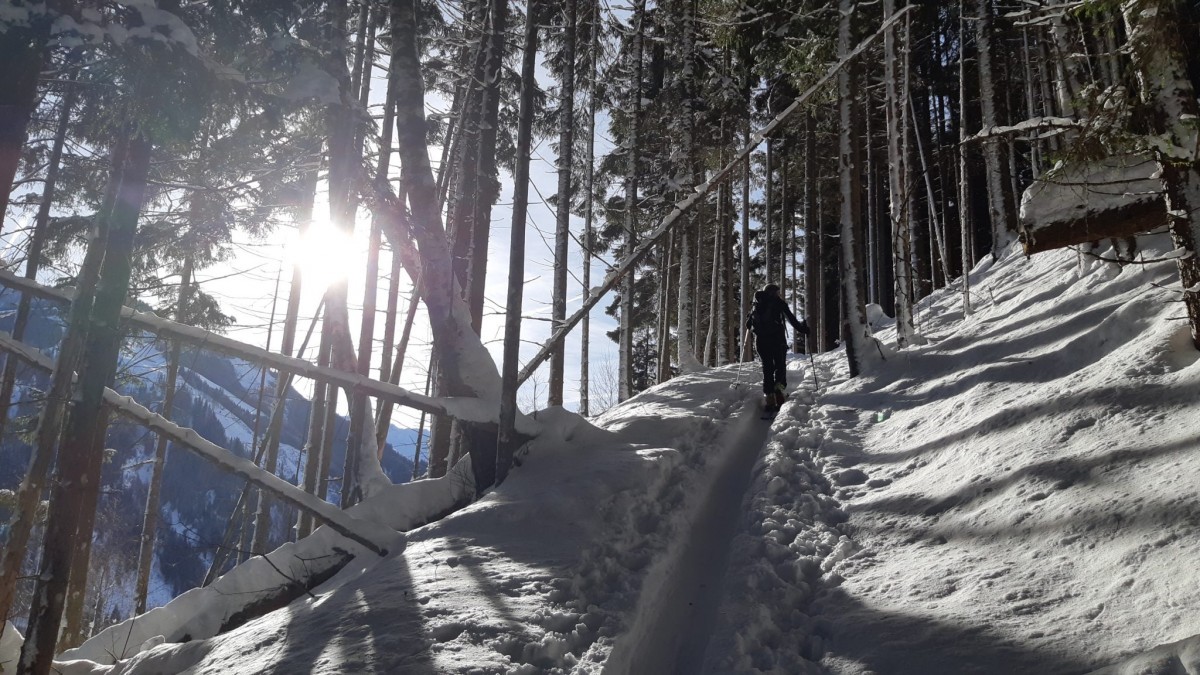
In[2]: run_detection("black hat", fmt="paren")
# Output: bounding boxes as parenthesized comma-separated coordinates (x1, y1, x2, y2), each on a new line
(763, 283, 780, 294)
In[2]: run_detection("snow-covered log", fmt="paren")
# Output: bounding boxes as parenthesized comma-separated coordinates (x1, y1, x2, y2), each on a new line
(0, 331, 399, 557)
(1018, 155, 1165, 255)
(0, 268, 507, 427)
(58, 459, 475, 666)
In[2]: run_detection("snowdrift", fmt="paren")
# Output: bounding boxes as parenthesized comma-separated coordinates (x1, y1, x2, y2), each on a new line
(36, 235, 1200, 674)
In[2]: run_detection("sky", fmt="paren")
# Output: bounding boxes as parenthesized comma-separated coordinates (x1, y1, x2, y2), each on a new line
(197, 58, 625, 432)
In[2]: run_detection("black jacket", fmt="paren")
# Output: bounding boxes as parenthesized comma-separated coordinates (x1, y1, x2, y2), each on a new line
(746, 291, 806, 344)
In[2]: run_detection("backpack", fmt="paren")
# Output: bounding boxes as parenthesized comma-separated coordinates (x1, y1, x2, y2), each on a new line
(749, 294, 781, 336)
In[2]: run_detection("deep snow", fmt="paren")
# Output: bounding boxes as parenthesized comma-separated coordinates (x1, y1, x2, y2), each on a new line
(19, 236, 1200, 674)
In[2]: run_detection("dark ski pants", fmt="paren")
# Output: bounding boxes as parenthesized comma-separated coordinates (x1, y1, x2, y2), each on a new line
(756, 339, 788, 395)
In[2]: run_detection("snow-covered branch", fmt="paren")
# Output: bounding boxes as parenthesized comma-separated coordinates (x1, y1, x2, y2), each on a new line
(0, 330, 398, 557)
(966, 116, 1087, 143)
(0, 268, 502, 427)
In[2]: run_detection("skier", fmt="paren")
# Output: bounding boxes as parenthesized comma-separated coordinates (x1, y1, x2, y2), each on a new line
(746, 283, 808, 413)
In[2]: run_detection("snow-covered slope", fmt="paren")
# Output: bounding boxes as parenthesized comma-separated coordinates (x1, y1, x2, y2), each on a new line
(711, 237, 1200, 674)
(45, 237, 1200, 673)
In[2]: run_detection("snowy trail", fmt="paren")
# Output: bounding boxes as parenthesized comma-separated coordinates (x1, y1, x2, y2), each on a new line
(675, 402, 772, 673)
(604, 388, 773, 674)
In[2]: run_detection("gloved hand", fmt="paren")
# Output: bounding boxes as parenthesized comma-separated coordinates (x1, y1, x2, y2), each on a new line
(797, 320, 810, 335)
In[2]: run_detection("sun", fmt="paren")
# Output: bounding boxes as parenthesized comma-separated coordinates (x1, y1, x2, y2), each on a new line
(284, 218, 354, 293)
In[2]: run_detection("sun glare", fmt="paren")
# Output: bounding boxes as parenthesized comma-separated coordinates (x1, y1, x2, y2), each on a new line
(285, 220, 354, 293)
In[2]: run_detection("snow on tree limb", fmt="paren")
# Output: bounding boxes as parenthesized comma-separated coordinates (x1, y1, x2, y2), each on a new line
(965, 116, 1086, 143)
(0, 268, 503, 426)
(515, 5, 916, 387)
(0, 330, 399, 557)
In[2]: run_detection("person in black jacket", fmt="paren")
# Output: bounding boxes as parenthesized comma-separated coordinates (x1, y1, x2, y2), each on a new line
(746, 284, 808, 410)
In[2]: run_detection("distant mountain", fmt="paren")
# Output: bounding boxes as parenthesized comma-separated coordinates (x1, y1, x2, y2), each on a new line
(0, 292, 425, 627)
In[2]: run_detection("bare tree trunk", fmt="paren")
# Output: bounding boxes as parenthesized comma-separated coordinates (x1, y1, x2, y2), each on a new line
(1048, 0, 1086, 119)
(367, 38, 402, 460)
(739, 56, 752, 361)
(466, 0, 508, 332)
(134, 257, 193, 615)
(658, 236, 673, 379)
(296, 337, 332, 540)
(342, 218, 381, 507)
(498, 0, 541, 485)
(704, 201, 721, 365)
(250, 170, 311, 552)
(765, 137, 775, 286)
(885, 0, 915, 346)
(549, 0, 577, 407)
(618, 0, 646, 402)
(580, 0, 599, 416)
(959, 0, 974, 316)
(412, 365, 432, 479)
(1121, 0, 1200, 349)
(804, 113, 819, 354)
(780, 146, 790, 294)
(975, 0, 1016, 257)
(911, 96, 952, 286)
(20, 132, 152, 673)
(838, 0, 871, 377)
(717, 128, 732, 363)
(389, 0, 514, 494)
(375, 285, 419, 450)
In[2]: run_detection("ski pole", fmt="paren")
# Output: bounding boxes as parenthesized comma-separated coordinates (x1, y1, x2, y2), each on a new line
(733, 328, 752, 388)
(807, 350, 819, 394)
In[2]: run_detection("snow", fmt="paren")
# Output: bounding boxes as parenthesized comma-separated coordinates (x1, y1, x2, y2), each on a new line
(1019, 155, 1162, 236)
(20, 235, 1200, 673)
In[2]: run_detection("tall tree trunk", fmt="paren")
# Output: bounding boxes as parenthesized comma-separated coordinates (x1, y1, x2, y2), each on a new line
(549, 0, 577, 407)
(433, 0, 508, 475)
(368, 35, 403, 458)
(838, 0, 871, 377)
(389, 0, 511, 493)
(780, 146, 791, 294)
(498, 0, 541, 485)
(133, 256, 193, 615)
(296, 332, 332, 540)
(804, 113, 820, 354)
(704, 193, 721, 364)
(885, 0, 915, 347)
(765, 137, 775, 286)
(739, 56, 752, 360)
(342, 218, 381, 507)
(326, 0, 387, 505)
(959, 0, 974, 315)
(20, 132, 152, 673)
(466, 0, 509, 332)
(1049, 0, 1086, 119)
(580, 0, 599, 416)
(1122, 0, 1200, 349)
(375, 284, 420, 450)
(618, 0, 646, 402)
(717, 131, 732, 364)
(658, 237, 673, 379)
(252, 169, 310, 551)
(975, 0, 1016, 257)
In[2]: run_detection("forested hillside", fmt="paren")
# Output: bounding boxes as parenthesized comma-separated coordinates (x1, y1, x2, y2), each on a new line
(2, 0, 1200, 672)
